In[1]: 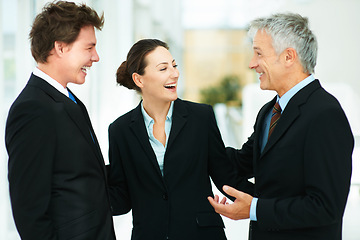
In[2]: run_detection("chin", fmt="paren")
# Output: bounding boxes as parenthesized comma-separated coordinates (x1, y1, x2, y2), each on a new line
(170, 94, 178, 101)
(75, 78, 86, 85)
(259, 81, 269, 91)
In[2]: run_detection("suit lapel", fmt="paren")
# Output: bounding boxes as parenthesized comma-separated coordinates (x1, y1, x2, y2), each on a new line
(28, 75, 107, 177)
(66, 89, 100, 151)
(128, 99, 188, 177)
(261, 101, 300, 157)
(254, 98, 276, 159)
(66, 91, 108, 179)
(260, 80, 321, 157)
(167, 99, 188, 150)
(129, 103, 162, 176)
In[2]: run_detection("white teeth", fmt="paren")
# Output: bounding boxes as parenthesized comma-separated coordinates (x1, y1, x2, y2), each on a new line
(82, 66, 90, 73)
(164, 83, 176, 88)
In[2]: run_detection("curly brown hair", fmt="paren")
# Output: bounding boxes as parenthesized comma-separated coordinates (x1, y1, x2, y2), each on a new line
(29, 1, 104, 63)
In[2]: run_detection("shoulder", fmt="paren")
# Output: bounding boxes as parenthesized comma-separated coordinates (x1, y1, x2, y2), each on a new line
(8, 86, 57, 122)
(6, 89, 58, 143)
(109, 104, 141, 131)
(286, 80, 343, 114)
(174, 98, 213, 115)
(297, 83, 351, 132)
(306, 84, 343, 112)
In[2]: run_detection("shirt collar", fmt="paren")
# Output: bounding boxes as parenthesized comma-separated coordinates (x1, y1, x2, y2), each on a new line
(33, 67, 70, 97)
(277, 74, 315, 112)
(141, 101, 174, 128)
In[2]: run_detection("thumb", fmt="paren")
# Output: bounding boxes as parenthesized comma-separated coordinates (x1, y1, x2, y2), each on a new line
(223, 185, 242, 199)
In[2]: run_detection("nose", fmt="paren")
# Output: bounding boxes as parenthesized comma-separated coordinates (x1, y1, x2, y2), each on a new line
(91, 49, 100, 62)
(172, 67, 180, 78)
(248, 54, 257, 69)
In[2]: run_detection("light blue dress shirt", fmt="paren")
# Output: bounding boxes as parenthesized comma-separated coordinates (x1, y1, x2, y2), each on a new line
(250, 74, 315, 221)
(141, 101, 174, 175)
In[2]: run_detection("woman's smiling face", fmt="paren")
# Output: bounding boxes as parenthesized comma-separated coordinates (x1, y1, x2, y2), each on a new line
(138, 46, 179, 103)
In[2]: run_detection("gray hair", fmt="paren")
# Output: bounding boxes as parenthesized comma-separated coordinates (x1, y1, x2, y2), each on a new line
(248, 13, 317, 74)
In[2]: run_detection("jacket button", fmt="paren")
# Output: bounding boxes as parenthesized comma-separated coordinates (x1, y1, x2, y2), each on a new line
(163, 194, 168, 200)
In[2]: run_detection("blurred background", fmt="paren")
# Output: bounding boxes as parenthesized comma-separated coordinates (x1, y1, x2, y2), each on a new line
(1, 0, 359, 239)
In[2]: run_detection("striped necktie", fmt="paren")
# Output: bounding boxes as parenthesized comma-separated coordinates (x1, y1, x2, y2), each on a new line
(268, 101, 281, 139)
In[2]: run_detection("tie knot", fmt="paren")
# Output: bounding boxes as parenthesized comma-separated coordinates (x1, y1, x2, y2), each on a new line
(273, 101, 281, 114)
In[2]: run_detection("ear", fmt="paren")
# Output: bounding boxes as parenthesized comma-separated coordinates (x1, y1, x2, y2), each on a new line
(284, 48, 297, 66)
(132, 72, 143, 89)
(53, 41, 67, 57)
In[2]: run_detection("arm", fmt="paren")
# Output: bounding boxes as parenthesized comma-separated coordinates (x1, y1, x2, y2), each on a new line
(206, 106, 254, 196)
(6, 101, 57, 240)
(107, 124, 132, 215)
(225, 132, 255, 179)
(208, 142, 258, 221)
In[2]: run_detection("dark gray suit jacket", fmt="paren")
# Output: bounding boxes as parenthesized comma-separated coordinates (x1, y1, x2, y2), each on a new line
(5, 74, 116, 240)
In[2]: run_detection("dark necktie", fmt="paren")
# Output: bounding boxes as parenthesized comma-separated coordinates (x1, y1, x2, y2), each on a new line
(268, 101, 281, 139)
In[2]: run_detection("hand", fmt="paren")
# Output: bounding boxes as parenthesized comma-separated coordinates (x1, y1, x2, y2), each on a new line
(208, 185, 253, 220)
(213, 194, 228, 205)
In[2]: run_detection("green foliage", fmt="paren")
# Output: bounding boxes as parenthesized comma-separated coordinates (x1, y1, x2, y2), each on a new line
(200, 75, 241, 106)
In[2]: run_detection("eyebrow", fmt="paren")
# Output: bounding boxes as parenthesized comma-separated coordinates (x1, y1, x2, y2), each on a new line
(86, 42, 96, 47)
(156, 59, 176, 67)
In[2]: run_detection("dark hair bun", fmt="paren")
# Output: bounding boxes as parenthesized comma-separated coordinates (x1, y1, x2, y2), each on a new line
(116, 39, 168, 93)
(116, 61, 139, 91)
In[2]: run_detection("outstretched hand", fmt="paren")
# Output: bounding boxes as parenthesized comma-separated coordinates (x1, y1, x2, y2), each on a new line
(208, 185, 253, 220)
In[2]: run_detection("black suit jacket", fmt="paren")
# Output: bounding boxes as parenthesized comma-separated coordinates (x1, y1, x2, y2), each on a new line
(227, 80, 354, 240)
(5, 74, 116, 240)
(107, 98, 253, 240)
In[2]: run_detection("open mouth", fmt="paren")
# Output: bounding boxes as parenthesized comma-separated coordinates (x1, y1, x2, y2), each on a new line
(257, 72, 265, 79)
(81, 66, 90, 74)
(164, 83, 176, 89)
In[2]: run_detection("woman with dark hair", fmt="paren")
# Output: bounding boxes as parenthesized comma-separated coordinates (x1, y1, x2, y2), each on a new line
(107, 39, 253, 240)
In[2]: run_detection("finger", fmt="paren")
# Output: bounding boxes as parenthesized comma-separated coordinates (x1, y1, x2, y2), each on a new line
(214, 195, 219, 203)
(208, 197, 228, 214)
(223, 185, 244, 199)
(207, 196, 217, 207)
(220, 197, 227, 205)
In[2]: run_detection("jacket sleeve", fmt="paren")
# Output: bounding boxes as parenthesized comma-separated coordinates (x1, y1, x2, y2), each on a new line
(225, 131, 255, 179)
(107, 123, 132, 215)
(5, 101, 57, 240)
(206, 105, 255, 196)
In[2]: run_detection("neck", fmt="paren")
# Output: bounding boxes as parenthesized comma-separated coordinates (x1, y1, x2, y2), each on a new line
(277, 71, 310, 97)
(37, 62, 67, 88)
(142, 98, 171, 122)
